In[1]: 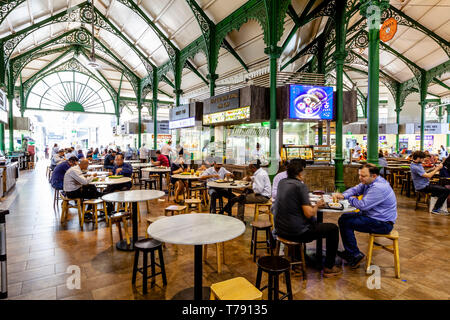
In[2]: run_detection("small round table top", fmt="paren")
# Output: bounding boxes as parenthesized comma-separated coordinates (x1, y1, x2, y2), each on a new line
(171, 174, 201, 180)
(131, 163, 153, 168)
(90, 177, 132, 185)
(125, 160, 141, 163)
(147, 213, 246, 245)
(142, 167, 171, 173)
(102, 189, 165, 203)
(88, 164, 103, 170)
(207, 180, 251, 189)
(85, 171, 109, 176)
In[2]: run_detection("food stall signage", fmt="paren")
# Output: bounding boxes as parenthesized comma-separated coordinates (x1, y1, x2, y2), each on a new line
(380, 18, 397, 42)
(208, 89, 240, 113)
(203, 106, 250, 125)
(170, 104, 190, 121)
(169, 117, 195, 129)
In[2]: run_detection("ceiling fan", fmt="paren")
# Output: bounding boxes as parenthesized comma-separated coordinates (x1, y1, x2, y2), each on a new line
(87, 0, 100, 69)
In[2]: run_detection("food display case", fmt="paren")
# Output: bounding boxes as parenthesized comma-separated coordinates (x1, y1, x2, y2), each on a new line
(313, 145, 332, 164)
(281, 145, 314, 164)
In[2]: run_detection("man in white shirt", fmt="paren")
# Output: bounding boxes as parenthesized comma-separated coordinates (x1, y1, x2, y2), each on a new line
(51, 149, 65, 170)
(63, 159, 102, 200)
(161, 140, 174, 164)
(200, 161, 234, 214)
(251, 143, 265, 162)
(222, 160, 272, 222)
(139, 143, 149, 163)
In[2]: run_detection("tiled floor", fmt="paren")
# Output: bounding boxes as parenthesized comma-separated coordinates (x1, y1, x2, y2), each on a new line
(1, 161, 449, 300)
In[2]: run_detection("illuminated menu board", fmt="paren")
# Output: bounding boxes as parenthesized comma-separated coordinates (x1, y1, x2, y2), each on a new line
(203, 106, 250, 125)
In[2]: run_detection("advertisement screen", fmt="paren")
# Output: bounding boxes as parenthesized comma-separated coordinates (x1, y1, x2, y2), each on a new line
(289, 85, 334, 120)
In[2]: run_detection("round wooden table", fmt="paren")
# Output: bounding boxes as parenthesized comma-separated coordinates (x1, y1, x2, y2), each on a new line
(102, 190, 165, 251)
(171, 174, 201, 195)
(89, 177, 132, 185)
(148, 214, 245, 300)
(142, 167, 171, 191)
(87, 164, 103, 171)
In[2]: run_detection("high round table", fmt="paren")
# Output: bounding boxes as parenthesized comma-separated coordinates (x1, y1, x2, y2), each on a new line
(142, 167, 171, 191)
(102, 190, 165, 251)
(148, 214, 245, 300)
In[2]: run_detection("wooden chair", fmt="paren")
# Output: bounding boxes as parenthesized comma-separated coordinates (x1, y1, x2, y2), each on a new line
(203, 242, 226, 274)
(59, 192, 83, 227)
(210, 277, 262, 300)
(164, 205, 187, 216)
(366, 230, 400, 279)
(275, 236, 307, 279)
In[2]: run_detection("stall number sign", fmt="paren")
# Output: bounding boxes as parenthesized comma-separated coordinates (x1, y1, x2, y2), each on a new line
(415, 135, 434, 141)
(203, 106, 250, 125)
(169, 117, 195, 129)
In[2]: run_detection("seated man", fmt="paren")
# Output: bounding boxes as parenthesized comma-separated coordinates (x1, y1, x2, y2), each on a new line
(170, 152, 190, 202)
(50, 149, 65, 170)
(410, 150, 449, 215)
(51, 156, 79, 191)
(63, 159, 102, 200)
(200, 161, 234, 214)
(151, 150, 170, 167)
(222, 160, 271, 222)
(104, 150, 116, 170)
(334, 163, 397, 268)
(274, 159, 342, 277)
(104, 154, 133, 193)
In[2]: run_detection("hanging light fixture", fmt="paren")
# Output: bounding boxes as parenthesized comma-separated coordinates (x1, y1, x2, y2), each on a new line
(87, 0, 100, 69)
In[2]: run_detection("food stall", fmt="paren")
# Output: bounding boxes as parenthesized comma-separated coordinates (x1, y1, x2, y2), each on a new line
(202, 86, 270, 167)
(169, 102, 206, 162)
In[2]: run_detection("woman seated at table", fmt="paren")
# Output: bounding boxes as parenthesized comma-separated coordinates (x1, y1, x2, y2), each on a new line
(273, 160, 342, 278)
(171, 152, 190, 202)
(440, 156, 450, 177)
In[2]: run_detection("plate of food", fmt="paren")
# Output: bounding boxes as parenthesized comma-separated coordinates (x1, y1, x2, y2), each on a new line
(92, 177, 99, 182)
(180, 172, 191, 175)
(109, 175, 123, 179)
(215, 179, 226, 183)
(325, 202, 344, 210)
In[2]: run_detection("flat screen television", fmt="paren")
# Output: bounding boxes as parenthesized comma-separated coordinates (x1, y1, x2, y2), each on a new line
(289, 84, 334, 120)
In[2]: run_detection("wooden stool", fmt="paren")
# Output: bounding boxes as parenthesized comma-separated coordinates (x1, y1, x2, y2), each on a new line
(254, 201, 273, 225)
(96, 184, 107, 193)
(250, 220, 273, 262)
(164, 205, 187, 216)
(108, 211, 131, 247)
(185, 198, 202, 212)
(210, 277, 262, 300)
(255, 256, 292, 300)
(46, 166, 51, 179)
(415, 191, 430, 210)
(53, 188, 61, 208)
(59, 193, 82, 227)
(146, 216, 168, 239)
(27, 162, 35, 170)
(132, 239, 167, 294)
(366, 230, 400, 279)
(275, 236, 307, 279)
(203, 242, 225, 274)
(82, 199, 105, 229)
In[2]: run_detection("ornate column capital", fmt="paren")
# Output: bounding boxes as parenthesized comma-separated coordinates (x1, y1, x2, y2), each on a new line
(173, 89, 183, 95)
(333, 50, 348, 64)
(359, 0, 390, 29)
(264, 46, 282, 59)
(206, 73, 218, 81)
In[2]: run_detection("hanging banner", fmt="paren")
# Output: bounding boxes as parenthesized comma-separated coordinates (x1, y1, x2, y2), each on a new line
(380, 18, 397, 42)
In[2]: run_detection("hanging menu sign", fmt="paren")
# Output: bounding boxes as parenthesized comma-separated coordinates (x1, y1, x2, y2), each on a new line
(169, 117, 195, 129)
(170, 104, 190, 121)
(203, 106, 250, 125)
(207, 89, 240, 114)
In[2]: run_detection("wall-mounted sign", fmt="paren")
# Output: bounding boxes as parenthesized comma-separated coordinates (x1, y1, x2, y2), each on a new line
(0, 89, 7, 124)
(380, 18, 397, 42)
(203, 106, 250, 125)
(289, 85, 334, 120)
(169, 117, 195, 129)
(414, 123, 446, 134)
(207, 89, 240, 114)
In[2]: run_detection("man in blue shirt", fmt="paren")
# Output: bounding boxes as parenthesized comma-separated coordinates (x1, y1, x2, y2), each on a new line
(103, 154, 133, 213)
(410, 150, 449, 215)
(334, 163, 397, 269)
(50, 156, 79, 191)
(104, 150, 116, 170)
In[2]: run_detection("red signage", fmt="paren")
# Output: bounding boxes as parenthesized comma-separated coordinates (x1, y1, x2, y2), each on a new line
(380, 18, 397, 42)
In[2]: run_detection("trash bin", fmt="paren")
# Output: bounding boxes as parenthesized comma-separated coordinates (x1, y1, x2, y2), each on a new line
(0, 209, 9, 299)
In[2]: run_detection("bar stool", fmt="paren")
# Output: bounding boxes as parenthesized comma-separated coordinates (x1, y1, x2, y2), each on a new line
(140, 178, 157, 190)
(250, 220, 273, 262)
(132, 239, 167, 294)
(255, 256, 292, 300)
(275, 236, 307, 279)
(203, 242, 226, 274)
(366, 230, 400, 278)
(164, 205, 187, 216)
(254, 201, 273, 225)
(210, 277, 262, 300)
(59, 192, 83, 226)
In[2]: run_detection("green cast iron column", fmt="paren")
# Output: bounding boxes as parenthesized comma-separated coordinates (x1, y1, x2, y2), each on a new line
(395, 109, 401, 153)
(447, 105, 450, 148)
(153, 71, 159, 150)
(267, 47, 281, 163)
(7, 96, 13, 152)
(361, 0, 389, 165)
(0, 123, 5, 152)
(334, 0, 347, 191)
(419, 72, 427, 151)
(137, 80, 142, 148)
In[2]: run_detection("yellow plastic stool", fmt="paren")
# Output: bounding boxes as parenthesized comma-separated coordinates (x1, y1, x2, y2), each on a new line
(210, 277, 262, 300)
